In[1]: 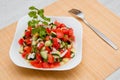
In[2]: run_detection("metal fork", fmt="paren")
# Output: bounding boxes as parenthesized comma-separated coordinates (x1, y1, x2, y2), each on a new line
(69, 9, 118, 50)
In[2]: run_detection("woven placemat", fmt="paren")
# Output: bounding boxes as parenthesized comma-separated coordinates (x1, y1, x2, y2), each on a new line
(0, 0, 120, 80)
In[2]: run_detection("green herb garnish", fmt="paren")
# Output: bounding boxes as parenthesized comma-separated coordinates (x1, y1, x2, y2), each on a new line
(32, 26, 47, 39)
(28, 6, 50, 27)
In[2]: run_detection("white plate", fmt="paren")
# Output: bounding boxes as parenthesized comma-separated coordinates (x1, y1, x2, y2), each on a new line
(9, 16, 83, 71)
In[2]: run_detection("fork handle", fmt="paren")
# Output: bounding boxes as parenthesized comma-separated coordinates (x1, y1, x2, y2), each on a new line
(83, 19, 118, 50)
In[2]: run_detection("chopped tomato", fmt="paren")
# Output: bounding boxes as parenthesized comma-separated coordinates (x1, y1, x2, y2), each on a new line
(52, 38, 60, 49)
(27, 26, 32, 32)
(45, 36, 50, 41)
(60, 49, 64, 54)
(54, 20, 61, 26)
(48, 54, 54, 63)
(30, 60, 39, 65)
(64, 49, 71, 58)
(49, 62, 60, 68)
(63, 35, 69, 41)
(49, 63, 55, 68)
(62, 29, 69, 34)
(24, 46, 31, 53)
(25, 38, 31, 45)
(52, 38, 58, 43)
(37, 42, 44, 50)
(46, 28, 51, 34)
(53, 62, 60, 67)
(25, 30, 31, 38)
(42, 62, 49, 68)
(36, 53, 42, 62)
(18, 38, 24, 45)
(59, 23, 66, 28)
(30, 60, 42, 68)
(68, 28, 73, 37)
(56, 29, 64, 38)
(22, 52, 28, 58)
(45, 46, 51, 53)
(71, 35, 75, 41)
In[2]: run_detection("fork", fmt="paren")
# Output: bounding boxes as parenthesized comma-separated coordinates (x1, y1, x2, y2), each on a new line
(69, 9, 118, 50)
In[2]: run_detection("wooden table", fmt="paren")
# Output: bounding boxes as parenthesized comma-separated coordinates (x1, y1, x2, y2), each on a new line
(0, 0, 120, 80)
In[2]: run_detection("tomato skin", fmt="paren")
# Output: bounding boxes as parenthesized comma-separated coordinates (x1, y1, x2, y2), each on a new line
(52, 38, 60, 49)
(46, 28, 51, 34)
(49, 63, 55, 68)
(59, 23, 66, 28)
(30, 60, 42, 68)
(64, 49, 71, 58)
(37, 42, 44, 50)
(48, 54, 54, 63)
(63, 35, 69, 42)
(53, 62, 60, 67)
(68, 28, 73, 36)
(45, 36, 50, 41)
(36, 53, 42, 62)
(62, 29, 69, 34)
(24, 46, 31, 53)
(22, 52, 28, 58)
(54, 20, 61, 26)
(27, 26, 32, 32)
(71, 35, 75, 41)
(56, 29, 64, 38)
(25, 39, 31, 45)
(24, 46, 32, 53)
(18, 38, 24, 45)
(45, 46, 51, 53)
(42, 62, 49, 68)
(25, 30, 31, 38)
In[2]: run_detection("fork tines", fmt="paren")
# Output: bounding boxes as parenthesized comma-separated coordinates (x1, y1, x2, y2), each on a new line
(68, 9, 81, 15)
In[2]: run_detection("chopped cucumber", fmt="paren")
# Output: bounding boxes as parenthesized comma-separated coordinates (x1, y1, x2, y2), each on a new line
(62, 58, 69, 63)
(45, 40, 52, 46)
(71, 53, 75, 58)
(36, 38, 42, 43)
(60, 41, 65, 48)
(60, 61, 65, 65)
(51, 51, 60, 56)
(19, 46, 23, 53)
(40, 51, 48, 60)
(67, 44, 72, 48)
(71, 48, 75, 53)
(41, 46, 45, 51)
(51, 25, 56, 29)
(52, 54, 60, 58)
(51, 31, 56, 37)
(32, 40, 37, 45)
(32, 36, 37, 41)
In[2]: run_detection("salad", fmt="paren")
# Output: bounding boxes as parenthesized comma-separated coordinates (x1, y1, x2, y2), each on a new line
(18, 6, 75, 68)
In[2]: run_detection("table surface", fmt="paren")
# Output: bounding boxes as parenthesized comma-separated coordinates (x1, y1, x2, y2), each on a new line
(0, 0, 120, 80)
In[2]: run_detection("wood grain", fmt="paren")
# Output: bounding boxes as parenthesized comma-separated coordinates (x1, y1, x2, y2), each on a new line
(0, 0, 120, 80)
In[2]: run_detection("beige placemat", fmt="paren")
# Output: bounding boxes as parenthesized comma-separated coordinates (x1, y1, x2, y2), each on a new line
(0, 0, 120, 80)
